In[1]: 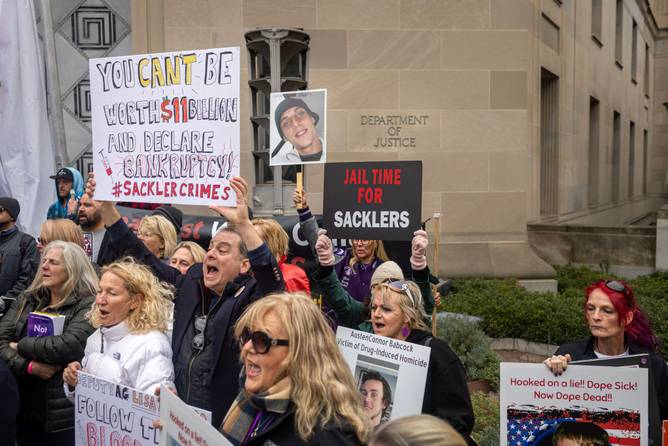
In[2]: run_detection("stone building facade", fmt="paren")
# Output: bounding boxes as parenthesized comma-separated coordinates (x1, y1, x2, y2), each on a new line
(130, 0, 668, 278)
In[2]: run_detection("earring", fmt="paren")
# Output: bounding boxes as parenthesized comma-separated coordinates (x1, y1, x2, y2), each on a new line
(401, 326, 410, 338)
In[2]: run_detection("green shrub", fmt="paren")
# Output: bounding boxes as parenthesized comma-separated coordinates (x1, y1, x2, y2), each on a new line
(436, 317, 500, 391)
(471, 391, 499, 446)
(440, 265, 668, 358)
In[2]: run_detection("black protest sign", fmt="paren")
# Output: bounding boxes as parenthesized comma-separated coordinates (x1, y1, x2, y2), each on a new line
(323, 161, 422, 241)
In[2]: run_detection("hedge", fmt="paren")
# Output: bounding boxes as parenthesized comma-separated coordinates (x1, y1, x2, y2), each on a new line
(441, 265, 668, 358)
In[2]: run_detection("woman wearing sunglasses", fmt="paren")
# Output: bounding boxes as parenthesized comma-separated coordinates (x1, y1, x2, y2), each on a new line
(312, 230, 475, 444)
(220, 292, 370, 445)
(62, 259, 174, 395)
(544, 280, 668, 418)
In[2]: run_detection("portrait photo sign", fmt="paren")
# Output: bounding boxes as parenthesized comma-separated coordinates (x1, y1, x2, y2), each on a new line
(270, 89, 327, 166)
(323, 160, 422, 241)
(74, 371, 160, 446)
(500, 363, 648, 446)
(90, 47, 240, 206)
(336, 327, 430, 425)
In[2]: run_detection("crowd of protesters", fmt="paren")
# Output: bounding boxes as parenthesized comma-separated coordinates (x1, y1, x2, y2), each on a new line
(0, 165, 665, 446)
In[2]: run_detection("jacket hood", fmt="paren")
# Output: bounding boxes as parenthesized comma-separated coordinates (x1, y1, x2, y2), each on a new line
(53, 167, 84, 201)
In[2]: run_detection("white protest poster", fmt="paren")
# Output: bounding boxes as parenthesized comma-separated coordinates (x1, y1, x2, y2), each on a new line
(74, 371, 160, 446)
(335, 327, 430, 427)
(89, 47, 240, 205)
(500, 363, 648, 446)
(160, 384, 232, 446)
(270, 89, 326, 166)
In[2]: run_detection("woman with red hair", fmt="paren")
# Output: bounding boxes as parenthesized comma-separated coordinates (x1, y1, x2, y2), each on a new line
(545, 280, 668, 419)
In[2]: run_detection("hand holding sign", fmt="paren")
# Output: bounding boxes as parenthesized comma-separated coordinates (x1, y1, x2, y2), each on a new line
(209, 177, 249, 226)
(315, 229, 335, 266)
(544, 354, 572, 376)
(410, 230, 428, 270)
(63, 361, 82, 388)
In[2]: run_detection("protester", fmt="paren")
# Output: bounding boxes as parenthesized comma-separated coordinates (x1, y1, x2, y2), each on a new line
(312, 229, 476, 443)
(87, 174, 285, 426)
(63, 259, 174, 394)
(252, 217, 310, 294)
(169, 241, 207, 275)
(544, 280, 668, 419)
(0, 197, 40, 300)
(360, 370, 392, 427)
(137, 214, 177, 260)
(220, 292, 370, 445)
(46, 167, 84, 220)
(37, 218, 84, 254)
(368, 415, 467, 446)
(0, 357, 19, 445)
(272, 97, 324, 163)
(0, 241, 97, 445)
(77, 193, 110, 264)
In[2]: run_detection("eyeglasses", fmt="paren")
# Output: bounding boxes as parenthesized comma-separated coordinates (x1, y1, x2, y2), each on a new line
(137, 230, 157, 238)
(384, 280, 418, 307)
(239, 328, 289, 354)
(38, 237, 49, 245)
(191, 315, 207, 351)
(604, 280, 626, 294)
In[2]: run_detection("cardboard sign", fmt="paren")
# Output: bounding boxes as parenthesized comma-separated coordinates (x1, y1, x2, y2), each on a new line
(75, 371, 160, 446)
(500, 363, 648, 446)
(323, 161, 422, 241)
(270, 89, 327, 166)
(160, 384, 231, 446)
(336, 327, 430, 427)
(89, 47, 240, 205)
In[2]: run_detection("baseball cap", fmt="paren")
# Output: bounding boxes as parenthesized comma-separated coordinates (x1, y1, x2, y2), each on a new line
(49, 168, 74, 181)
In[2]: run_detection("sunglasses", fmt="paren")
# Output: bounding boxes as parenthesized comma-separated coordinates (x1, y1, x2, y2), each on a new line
(191, 315, 207, 351)
(604, 280, 626, 294)
(239, 328, 289, 354)
(383, 280, 418, 306)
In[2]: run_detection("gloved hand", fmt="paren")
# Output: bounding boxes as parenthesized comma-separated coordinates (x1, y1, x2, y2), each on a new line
(315, 229, 335, 266)
(410, 229, 428, 270)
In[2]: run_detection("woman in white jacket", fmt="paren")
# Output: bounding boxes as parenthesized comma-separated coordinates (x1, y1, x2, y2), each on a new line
(63, 258, 174, 394)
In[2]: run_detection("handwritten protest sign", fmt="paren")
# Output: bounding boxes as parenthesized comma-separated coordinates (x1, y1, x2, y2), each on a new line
(160, 384, 231, 446)
(336, 327, 430, 425)
(269, 89, 327, 166)
(90, 47, 240, 205)
(323, 161, 422, 241)
(75, 371, 160, 446)
(500, 363, 648, 446)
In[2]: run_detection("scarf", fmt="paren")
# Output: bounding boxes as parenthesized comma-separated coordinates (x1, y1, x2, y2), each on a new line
(221, 371, 293, 445)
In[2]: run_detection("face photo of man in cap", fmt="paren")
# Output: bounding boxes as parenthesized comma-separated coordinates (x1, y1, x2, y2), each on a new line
(270, 89, 327, 166)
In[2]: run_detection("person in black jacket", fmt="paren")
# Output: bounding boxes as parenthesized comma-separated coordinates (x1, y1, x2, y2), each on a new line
(0, 197, 39, 301)
(545, 280, 668, 439)
(0, 241, 98, 445)
(220, 292, 370, 445)
(89, 175, 285, 426)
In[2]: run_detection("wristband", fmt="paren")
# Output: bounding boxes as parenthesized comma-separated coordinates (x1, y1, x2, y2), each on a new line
(27, 361, 34, 375)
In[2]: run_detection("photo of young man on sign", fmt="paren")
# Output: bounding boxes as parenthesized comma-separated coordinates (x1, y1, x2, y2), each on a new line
(270, 89, 327, 166)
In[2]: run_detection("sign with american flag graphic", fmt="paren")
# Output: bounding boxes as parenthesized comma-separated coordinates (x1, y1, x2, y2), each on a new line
(500, 363, 648, 446)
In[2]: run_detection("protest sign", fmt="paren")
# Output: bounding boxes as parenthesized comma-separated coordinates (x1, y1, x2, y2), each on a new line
(89, 47, 240, 205)
(270, 89, 327, 166)
(336, 327, 430, 426)
(160, 384, 231, 446)
(74, 371, 160, 446)
(323, 161, 422, 241)
(500, 363, 648, 446)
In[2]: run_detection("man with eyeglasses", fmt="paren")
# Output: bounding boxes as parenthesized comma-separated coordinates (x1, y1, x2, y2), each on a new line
(0, 197, 39, 306)
(87, 175, 285, 426)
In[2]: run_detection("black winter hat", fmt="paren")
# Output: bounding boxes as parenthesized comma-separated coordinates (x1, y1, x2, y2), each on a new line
(152, 205, 183, 234)
(274, 97, 319, 139)
(0, 197, 20, 220)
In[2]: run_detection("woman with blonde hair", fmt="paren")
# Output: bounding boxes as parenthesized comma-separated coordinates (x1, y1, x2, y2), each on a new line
(169, 241, 206, 275)
(220, 292, 370, 445)
(251, 218, 310, 293)
(63, 258, 174, 394)
(369, 415, 467, 446)
(137, 214, 177, 260)
(37, 219, 84, 254)
(0, 241, 98, 445)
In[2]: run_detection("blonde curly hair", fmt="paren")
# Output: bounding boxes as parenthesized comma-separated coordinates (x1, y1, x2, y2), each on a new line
(88, 258, 174, 333)
(235, 293, 371, 443)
